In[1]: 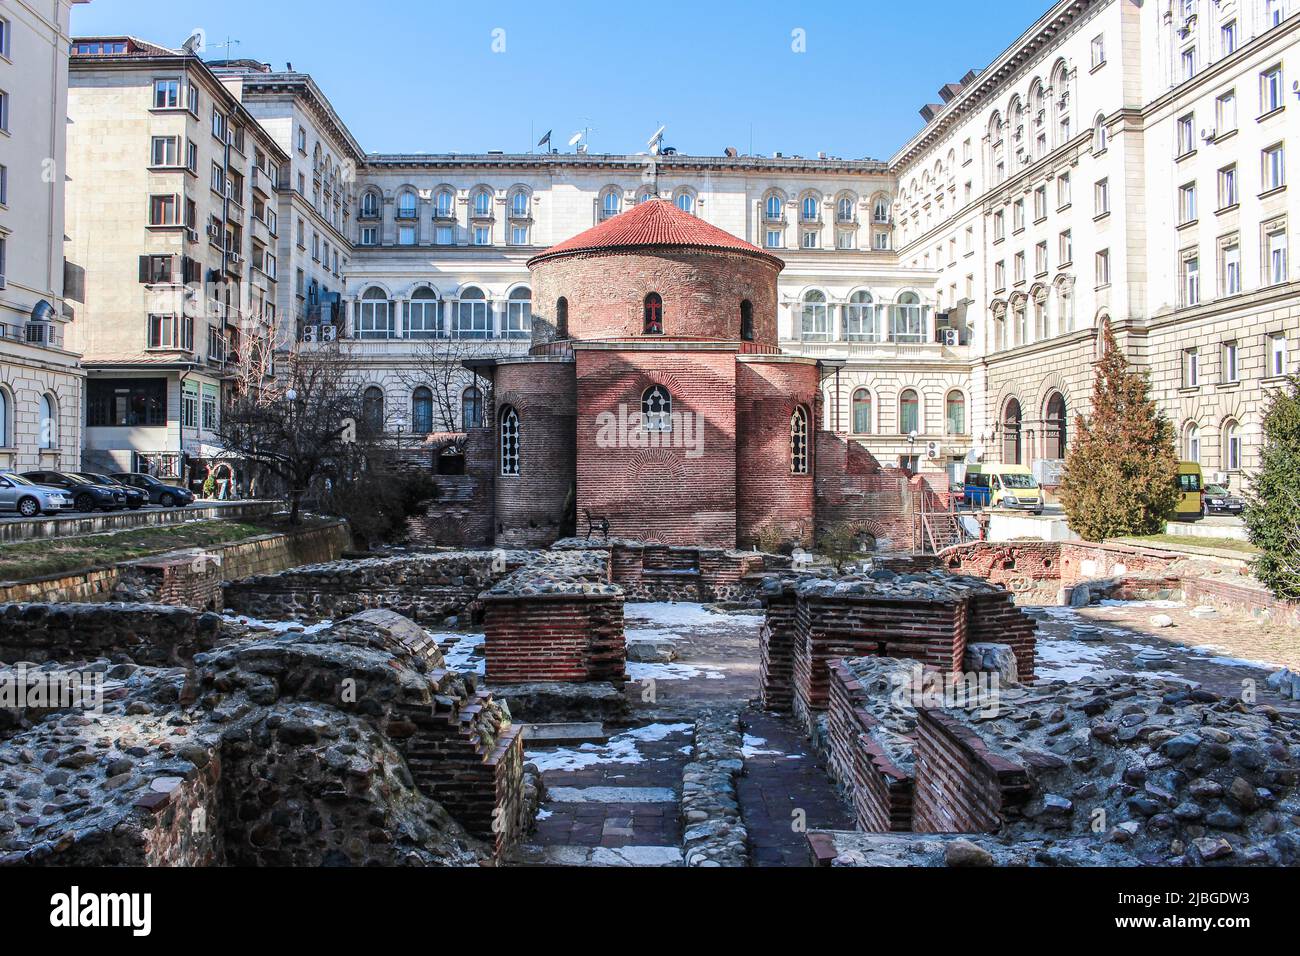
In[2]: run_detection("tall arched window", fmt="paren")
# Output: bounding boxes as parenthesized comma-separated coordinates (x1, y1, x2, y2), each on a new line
(836, 195, 855, 223)
(1185, 422, 1201, 463)
(412, 387, 433, 434)
(39, 393, 57, 448)
(509, 189, 530, 218)
(845, 291, 877, 341)
(456, 287, 489, 339)
(945, 391, 966, 435)
(764, 192, 783, 220)
(1223, 420, 1241, 471)
(643, 292, 663, 334)
(674, 191, 694, 213)
(790, 407, 809, 474)
(505, 287, 532, 339)
(555, 297, 569, 338)
(899, 389, 920, 435)
(891, 292, 923, 343)
(361, 191, 380, 218)
(462, 386, 483, 431)
(739, 300, 754, 341)
(600, 188, 621, 220)
(801, 290, 829, 341)
(0, 388, 8, 447)
(362, 386, 385, 434)
(1093, 115, 1108, 152)
(800, 194, 819, 222)
(642, 385, 672, 433)
(500, 406, 520, 475)
(852, 388, 873, 435)
(1044, 392, 1067, 459)
(396, 190, 418, 218)
(357, 287, 393, 339)
(407, 287, 442, 339)
(1003, 399, 1023, 464)
(472, 188, 493, 217)
(433, 188, 454, 218)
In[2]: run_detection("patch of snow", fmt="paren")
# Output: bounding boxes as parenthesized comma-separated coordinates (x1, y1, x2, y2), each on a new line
(590, 845, 683, 867)
(1097, 599, 1185, 609)
(221, 614, 333, 635)
(525, 723, 692, 772)
(626, 661, 727, 682)
(624, 602, 757, 632)
(535, 809, 552, 821)
(437, 633, 485, 674)
(546, 786, 677, 803)
(741, 733, 783, 758)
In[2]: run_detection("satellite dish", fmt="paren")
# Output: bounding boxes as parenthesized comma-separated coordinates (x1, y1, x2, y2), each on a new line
(181, 32, 203, 54)
(647, 125, 666, 147)
(567, 131, 584, 147)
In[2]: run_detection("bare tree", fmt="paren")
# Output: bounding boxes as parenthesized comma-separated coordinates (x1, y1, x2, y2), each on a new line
(219, 338, 374, 524)
(396, 335, 503, 433)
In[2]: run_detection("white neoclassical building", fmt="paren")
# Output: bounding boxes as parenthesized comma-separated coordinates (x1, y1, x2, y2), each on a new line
(64, 0, 1298, 492)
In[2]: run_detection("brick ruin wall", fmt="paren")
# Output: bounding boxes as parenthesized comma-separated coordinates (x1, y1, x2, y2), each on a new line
(406, 429, 497, 548)
(0, 602, 222, 666)
(826, 660, 914, 832)
(554, 538, 772, 604)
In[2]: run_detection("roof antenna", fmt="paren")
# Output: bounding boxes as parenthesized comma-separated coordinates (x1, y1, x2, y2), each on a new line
(643, 124, 667, 197)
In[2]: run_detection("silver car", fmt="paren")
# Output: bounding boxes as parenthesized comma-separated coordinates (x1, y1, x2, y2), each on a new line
(0, 471, 74, 517)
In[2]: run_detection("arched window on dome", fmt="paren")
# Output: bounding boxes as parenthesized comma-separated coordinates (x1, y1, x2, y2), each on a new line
(740, 300, 754, 341)
(642, 385, 672, 433)
(643, 292, 663, 334)
(500, 406, 520, 476)
(411, 387, 433, 435)
(790, 407, 809, 475)
(852, 389, 873, 435)
(555, 297, 569, 338)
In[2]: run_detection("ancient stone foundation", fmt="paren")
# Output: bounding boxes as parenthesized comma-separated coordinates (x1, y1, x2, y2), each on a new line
(0, 602, 222, 666)
(553, 537, 773, 603)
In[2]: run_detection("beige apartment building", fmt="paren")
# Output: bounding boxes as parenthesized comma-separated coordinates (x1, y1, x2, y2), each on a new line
(63, 0, 1296, 494)
(65, 36, 288, 481)
(0, 0, 86, 473)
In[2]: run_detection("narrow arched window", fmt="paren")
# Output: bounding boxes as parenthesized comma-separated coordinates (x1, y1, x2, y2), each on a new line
(790, 407, 809, 474)
(462, 386, 483, 431)
(643, 292, 663, 334)
(642, 385, 672, 433)
(500, 406, 520, 475)
(555, 297, 569, 338)
(852, 389, 873, 435)
(740, 300, 754, 341)
(1185, 423, 1201, 463)
(412, 387, 433, 435)
(1044, 392, 1067, 458)
(39, 394, 57, 448)
(0, 388, 8, 447)
(362, 386, 384, 433)
(1003, 399, 1023, 464)
(945, 391, 966, 436)
(899, 389, 920, 436)
(1223, 420, 1241, 471)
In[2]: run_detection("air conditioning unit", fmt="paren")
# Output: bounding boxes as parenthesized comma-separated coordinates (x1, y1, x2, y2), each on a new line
(320, 323, 338, 342)
(302, 324, 319, 343)
(941, 329, 960, 346)
(926, 441, 941, 460)
(186, 227, 199, 243)
(1200, 128, 1216, 142)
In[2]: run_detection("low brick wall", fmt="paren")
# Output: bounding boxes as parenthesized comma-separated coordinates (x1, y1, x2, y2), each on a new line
(826, 660, 915, 832)
(483, 594, 626, 685)
(759, 586, 798, 711)
(223, 549, 530, 623)
(553, 538, 767, 603)
(912, 707, 1033, 833)
(0, 602, 221, 666)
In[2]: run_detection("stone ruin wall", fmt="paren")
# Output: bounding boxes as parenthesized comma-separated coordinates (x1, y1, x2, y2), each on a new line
(553, 537, 776, 604)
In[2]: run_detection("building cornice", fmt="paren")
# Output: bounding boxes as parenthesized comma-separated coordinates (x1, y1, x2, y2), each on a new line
(363, 153, 890, 177)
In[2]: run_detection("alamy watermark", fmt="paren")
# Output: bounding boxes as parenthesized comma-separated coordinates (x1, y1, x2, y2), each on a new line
(0, 665, 104, 713)
(593, 404, 704, 459)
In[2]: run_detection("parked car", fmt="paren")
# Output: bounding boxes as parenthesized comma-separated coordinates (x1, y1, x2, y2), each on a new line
(111, 472, 196, 507)
(962, 464, 1044, 515)
(1204, 483, 1245, 516)
(22, 470, 129, 512)
(75, 472, 148, 510)
(0, 472, 74, 517)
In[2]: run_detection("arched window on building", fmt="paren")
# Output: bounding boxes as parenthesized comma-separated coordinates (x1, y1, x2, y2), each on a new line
(462, 386, 483, 431)
(357, 287, 393, 339)
(396, 190, 418, 218)
(852, 389, 873, 435)
(1044, 392, 1067, 459)
(456, 287, 490, 339)
(0, 388, 8, 447)
(836, 195, 856, 223)
(433, 188, 454, 218)
(945, 391, 966, 435)
(472, 188, 493, 218)
(555, 297, 569, 338)
(1093, 115, 1108, 152)
(361, 190, 380, 218)
(1185, 422, 1201, 463)
(845, 291, 877, 341)
(801, 290, 829, 341)
(899, 389, 920, 436)
(1033, 289, 1049, 341)
(509, 188, 530, 218)
(362, 386, 385, 434)
(643, 292, 663, 334)
(412, 387, 433, 435)
(764, 192, 784, 220)
(642, 385, 672, 433)
(1223, 420, 1241, 471)
(674, 190, 695, 213)
(800, 194, 819, 222)
(39, 393, 57, 448)
(599, 188, 621, 221)
(740, 300, 754, 341)
(1003, 399, 1023, 464)
(790, 407, 809, 474)
(891, 292, 924, 343)
(407, 287, 442, 339)
(505, 287, 532, 339)
(1012, 298, 1028, 347)
(499, 406, 520, 475)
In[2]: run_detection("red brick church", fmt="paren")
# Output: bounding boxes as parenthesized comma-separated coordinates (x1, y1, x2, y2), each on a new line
(437, 198, 933, 553)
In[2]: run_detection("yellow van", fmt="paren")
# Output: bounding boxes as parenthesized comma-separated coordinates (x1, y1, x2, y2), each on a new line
(962, 464, 1044, 515)
(1173, 461, 1204, 520)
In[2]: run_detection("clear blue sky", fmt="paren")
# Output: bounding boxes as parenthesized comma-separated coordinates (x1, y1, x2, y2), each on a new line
(74, 0, 1051, 159)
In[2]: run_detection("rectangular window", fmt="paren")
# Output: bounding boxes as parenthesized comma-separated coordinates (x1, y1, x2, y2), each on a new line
(153, 78, 180, 109)
(201, 391, 218, 431)
(148, 194, 178, 225)
(1266, 225, 1288, 284)
(1181, 252, 1200, 306)
(1261, 65, 1284, 115)
(1271, 334, 1288, 376)
(1013, 199, 1025, 231)
(511, 225, 529, 246)
(1091, 34, 1105, 68)
(1177, 114, 1195, 156)
(1059, 229, 1073, 264)
(1096, 248, 1111, 286)
(1218, 164, 1238, 209)
(765, 229, 782, 248)
(993, 210, 1005, 241)
(1221, 20, 1238, 56)
(0, 164, 6, 206)
(182, 388, 198, 429)
(1034, 185, 1047, 221)
(436, 225, 454, 245)
(1178, 182, 1197, 224)
(1035, 241, 1048, 276)
(1057, 171, 1071, 207)
(0, 89, 8, 133)
(1262, 144, 1286, 191)
(837, 230, 856, 250)
(398, 225, 416, 246)
(1184, 348, 1200, 388)
(1216, 91, 1237, 133)
(1222, 341, 1239, 382)
(801, 230, 819, 249)
(211, 162, 225, 194)
(86, 378, 168, 427)
(211, 108, 227, 141)
(472, 226, 491, 246)
(1014, 251, 1026, 283)
(186, 140, 198, 173)
(360, 227, 377, 246)
(1095, 178, 1110, 216)
(1181, 47, 1196, 82)
(1221, 240, 1241, 295)
(994, 260, 1006, 290)
(0, 17, 8, 58)
(150, 136, 179, 166)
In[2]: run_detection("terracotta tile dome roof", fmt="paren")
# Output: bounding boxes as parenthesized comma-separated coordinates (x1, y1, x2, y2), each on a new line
(527, 198, 784, 268)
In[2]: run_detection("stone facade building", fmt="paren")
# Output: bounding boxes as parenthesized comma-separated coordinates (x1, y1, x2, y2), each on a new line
(0, 0, 86, 473)
(61, 0, 1298, 499)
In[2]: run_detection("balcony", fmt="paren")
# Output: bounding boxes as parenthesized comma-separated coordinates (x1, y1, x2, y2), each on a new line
(780, 338, 970, 363)
(4, 321, 66, 349)
(251, 167, 275, 197)
(395, 207, 419, 221)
